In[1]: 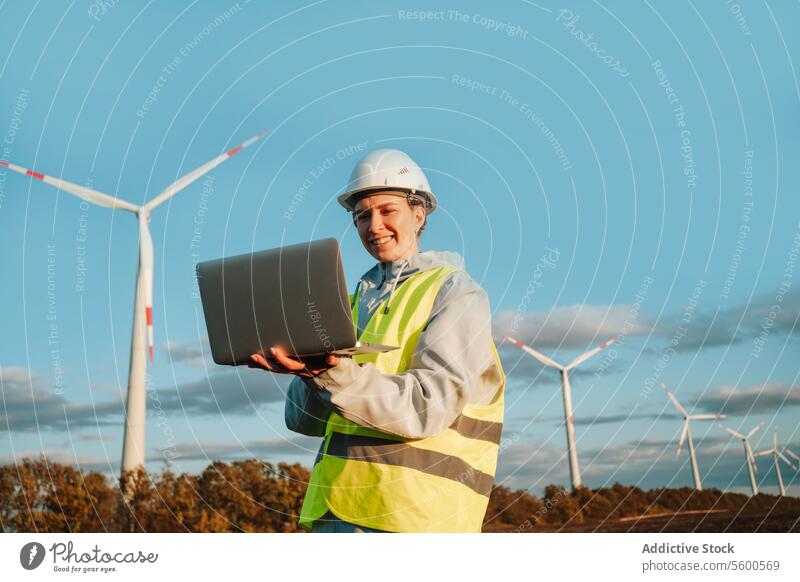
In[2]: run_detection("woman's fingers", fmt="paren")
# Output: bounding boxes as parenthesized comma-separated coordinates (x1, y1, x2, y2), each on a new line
(249, 353, 275, 371)
(249, 347, 339, 377)
(249, 350, 305, 375)
(270, 347, 307, 371)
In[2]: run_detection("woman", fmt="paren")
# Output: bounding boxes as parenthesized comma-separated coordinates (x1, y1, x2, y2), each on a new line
(249, 149, 505, 532)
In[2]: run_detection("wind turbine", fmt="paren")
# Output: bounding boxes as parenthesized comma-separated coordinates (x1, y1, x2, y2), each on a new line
(754, 427, 797, 497)
(506, 335, 617, 492)
(719, 421, 764, 496)
(659, 382, 725, 491)
(785, 444, 800, 466)
(1, 130, 269, 494)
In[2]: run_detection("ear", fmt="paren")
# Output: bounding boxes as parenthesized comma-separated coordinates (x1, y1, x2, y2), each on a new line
(414, 204, 425, 229)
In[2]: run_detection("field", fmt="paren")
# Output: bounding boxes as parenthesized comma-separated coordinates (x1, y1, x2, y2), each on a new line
(543, 509, 800, 533)
(481, 483, 800, 533)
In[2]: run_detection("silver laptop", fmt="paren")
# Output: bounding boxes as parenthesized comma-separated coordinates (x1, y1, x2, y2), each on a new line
(196, 238, 398, 366)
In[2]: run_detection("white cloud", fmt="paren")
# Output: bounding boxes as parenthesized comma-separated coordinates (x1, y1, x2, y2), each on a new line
(0, 365, 293, 433)
(492, 287, 800, 359)
(694, 383, 800, 416)
(160, 436, 320, 463)
(493, 304, 651, 349)
(0, 366, 120, 432)
(162, 339, 209, 368)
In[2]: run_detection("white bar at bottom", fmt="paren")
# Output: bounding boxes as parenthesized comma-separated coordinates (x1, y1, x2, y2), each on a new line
(2, 533, 797, 581)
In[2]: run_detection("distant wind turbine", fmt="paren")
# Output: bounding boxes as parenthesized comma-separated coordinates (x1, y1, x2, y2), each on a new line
(660, 382, 725, 491)
(1, 130, 269, 495)
(754, 427, 797, 497)
(719, 421, 765, 496)
(784, 444, 800, 466)
(506, 335, 617, 492)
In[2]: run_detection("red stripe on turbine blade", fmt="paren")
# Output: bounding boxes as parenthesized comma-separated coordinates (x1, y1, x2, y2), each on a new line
(514, 340, 524, 348)
(568, 415, 574, 426)
(226, 145, 242, 156)
(149, 346, 154, 361)
(0, 161, 8, 167)
(145, 306, 153, 325)
(26, 169, 45, 180)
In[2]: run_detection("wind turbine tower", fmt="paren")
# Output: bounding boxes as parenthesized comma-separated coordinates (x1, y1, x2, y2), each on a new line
(506, 335, 617, 492)
(754, 427, 797, 497)
(720, 421, 765, 496)
(659, 382, 726, 491)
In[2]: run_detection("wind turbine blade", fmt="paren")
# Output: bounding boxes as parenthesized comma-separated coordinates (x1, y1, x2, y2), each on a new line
(505, 336, 563, 369)
(565, 337, 617, 370)
(719, 423, 745, 440)
(676, 421, 689, 458)
(785, 449, 800, 463)
(139, 215, 154, 362)
(746, 421, 765, 439)
(660, 382, 688, 417)
(773, 427, 778, 450)
(753, 449, 773, 457)
(144, 129, 270, 211)
(689, 414, 726, 420)
(777, 451, 797, 470)
(0, 161, 138, 212)
(749, 449, 758, 474)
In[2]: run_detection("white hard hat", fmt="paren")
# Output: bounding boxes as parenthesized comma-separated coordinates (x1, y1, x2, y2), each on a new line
(337, 149, 437, 214)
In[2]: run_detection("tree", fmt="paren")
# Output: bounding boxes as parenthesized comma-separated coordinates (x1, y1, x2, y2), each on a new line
(541, 484, 583, 526)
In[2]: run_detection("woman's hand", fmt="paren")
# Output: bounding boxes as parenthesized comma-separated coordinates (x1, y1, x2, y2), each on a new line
(248, 346, 340, 378)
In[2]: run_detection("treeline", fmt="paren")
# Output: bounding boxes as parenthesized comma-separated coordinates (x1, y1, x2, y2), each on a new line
(0, 457, 307, 533)
(1, 457, 798, 533)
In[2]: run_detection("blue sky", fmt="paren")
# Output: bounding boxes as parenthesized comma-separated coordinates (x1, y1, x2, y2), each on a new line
(1, 0, 798, 497)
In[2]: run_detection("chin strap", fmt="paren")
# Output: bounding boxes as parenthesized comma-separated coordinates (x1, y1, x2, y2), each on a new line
(383, 258, 409, 315)
(350, 279, 363, 310)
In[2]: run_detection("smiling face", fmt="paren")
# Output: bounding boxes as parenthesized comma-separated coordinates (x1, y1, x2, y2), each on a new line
(354, 191, 426, 263)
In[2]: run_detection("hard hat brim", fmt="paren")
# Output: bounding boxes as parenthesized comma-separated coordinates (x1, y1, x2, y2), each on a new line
(337, 187, 437, 214)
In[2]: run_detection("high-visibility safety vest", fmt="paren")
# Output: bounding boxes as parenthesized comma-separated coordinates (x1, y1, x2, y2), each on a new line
(299, 264, 505, 532)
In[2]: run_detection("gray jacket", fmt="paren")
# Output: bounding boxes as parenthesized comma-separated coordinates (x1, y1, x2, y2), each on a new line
(284, 249, 503, 440)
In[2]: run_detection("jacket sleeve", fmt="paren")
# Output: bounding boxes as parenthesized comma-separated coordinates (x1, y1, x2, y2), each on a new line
(308, 272, 496, 439)
(284, 375, 332, 437)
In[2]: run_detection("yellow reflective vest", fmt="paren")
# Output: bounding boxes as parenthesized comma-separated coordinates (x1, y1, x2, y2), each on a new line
(299, 264, 505, 532)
